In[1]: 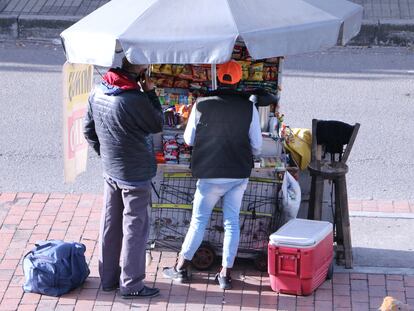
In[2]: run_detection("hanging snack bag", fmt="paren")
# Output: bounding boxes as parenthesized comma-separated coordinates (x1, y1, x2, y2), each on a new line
(151, 64, 162, 74)
(232, 45, 243, 60)
(164, 109, 175, 127)
(163, 134, 179, 164)
(206, 67, 212, 81)
(173, 79, 190, 89)
(192, 66, 207, 81)
(178, 65, 193, 80)
(249, 62, 264, 81)
(155, 76, 174, 88)
(264, 64, 277, 81)
(159, 64, 173, 75)
(237, 61, 251, 80)
(172, 65, 184, 76)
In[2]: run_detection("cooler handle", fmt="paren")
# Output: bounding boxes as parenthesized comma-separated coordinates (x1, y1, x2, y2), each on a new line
(277, 254, 299, 276)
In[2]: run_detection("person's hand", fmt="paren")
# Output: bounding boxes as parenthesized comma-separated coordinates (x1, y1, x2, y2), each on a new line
(139, 71, 155, 92)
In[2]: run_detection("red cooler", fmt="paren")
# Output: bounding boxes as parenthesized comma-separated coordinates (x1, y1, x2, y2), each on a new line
(268, 219, 333, 296)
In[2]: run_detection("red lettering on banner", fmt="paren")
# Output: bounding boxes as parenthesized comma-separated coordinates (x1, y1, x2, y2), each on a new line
(67, 108, 87, 159)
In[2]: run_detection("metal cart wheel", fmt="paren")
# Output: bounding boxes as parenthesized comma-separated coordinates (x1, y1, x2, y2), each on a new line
(326, 260, 334, 280)
(192, 243, 216, 270)
(253, 252, 268, 272)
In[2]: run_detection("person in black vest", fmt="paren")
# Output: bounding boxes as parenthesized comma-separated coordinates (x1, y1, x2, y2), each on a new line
(84, 57, 163, 298)
(163, 61, 262, 289)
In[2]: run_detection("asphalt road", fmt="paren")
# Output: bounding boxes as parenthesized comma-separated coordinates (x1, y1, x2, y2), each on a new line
(1, 40, 413, 200)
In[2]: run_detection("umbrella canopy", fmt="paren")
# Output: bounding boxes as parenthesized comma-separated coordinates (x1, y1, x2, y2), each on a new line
(61, 0, 363, 67)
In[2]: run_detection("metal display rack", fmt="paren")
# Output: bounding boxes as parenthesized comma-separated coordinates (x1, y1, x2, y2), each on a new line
(149, 170, 283, 271)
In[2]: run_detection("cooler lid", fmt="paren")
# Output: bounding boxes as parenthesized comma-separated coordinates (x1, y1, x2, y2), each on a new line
(269, 219, 333, 247)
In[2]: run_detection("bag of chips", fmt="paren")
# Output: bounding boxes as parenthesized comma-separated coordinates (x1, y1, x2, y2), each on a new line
(178, 65, 193, 79)
(238, 61, 251, 80)
(249, 62, 264, 81)
(159, 64, 173, 75)
(173, 79, 190, 89)
(172, 65, 184, 76)
(192, 66, 207, 81)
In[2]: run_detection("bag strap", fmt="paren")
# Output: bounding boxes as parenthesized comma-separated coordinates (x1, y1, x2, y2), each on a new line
(35, 240, 55, 248)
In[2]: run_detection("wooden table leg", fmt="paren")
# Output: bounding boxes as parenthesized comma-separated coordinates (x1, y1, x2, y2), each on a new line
(308, 175, 324, 220)
(334, 178, 345, 265)
(337, 176, 353, 268)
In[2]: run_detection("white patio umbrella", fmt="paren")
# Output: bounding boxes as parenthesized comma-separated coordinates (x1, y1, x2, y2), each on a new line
(60, 0, 363, 67)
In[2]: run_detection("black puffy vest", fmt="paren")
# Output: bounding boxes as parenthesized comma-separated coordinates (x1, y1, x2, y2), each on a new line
(191, 90, 253, 178)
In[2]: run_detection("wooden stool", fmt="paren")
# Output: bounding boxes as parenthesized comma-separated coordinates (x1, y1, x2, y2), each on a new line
(307, 119, 360, 269)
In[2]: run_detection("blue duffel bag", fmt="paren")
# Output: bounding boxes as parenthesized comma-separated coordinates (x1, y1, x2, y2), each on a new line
(22, 240, 90, 296)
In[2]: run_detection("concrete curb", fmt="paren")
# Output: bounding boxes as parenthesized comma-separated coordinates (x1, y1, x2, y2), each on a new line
(0, 14, 18, 39)
(350, 19, 414, 46)
(18, 14, 79, 39)
(1, 15, 414, 46)
(0, 14, 79, 40)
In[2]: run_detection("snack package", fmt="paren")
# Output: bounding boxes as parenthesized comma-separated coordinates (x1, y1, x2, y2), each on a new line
(173, 79, 190, 89)
(206, 67, 212, 81)
(164, 109, 176, 127)
(264, 64, 277, 81)
(249, 62, 264, 81)
(151, 64, 162, 74)
(177, 134, 192, 164)
(159, 64, 173, 75)
(172, 65, 184, 76)
(232, 45, 243, 60)
(178, 65, 193, 79)
(163, 138, 179, 163)
(169, 94, 179, 106)
(192, 66, 207, 81)
(238, 61, 251, 80)
(187, 93, 195, 106)
(154, 75, 174, 88)
(155, 151, 166, 164)
(158, 95, 166, 106)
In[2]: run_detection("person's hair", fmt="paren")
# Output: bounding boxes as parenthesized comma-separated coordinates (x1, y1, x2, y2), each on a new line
(121, 57, 134, 72)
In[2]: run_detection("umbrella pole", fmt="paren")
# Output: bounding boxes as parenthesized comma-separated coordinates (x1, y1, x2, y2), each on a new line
(211, 64, 217, 90)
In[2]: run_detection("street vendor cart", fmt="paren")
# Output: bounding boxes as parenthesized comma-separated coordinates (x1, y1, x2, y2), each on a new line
(60, 0, 363, 272)
(144, 44, 297, 270)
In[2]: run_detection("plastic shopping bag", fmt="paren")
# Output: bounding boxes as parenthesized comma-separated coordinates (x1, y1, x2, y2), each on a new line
(280, 171, 301, 222)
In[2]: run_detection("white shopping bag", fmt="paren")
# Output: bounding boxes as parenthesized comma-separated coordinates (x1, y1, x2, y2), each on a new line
(280, 171, 301, 222)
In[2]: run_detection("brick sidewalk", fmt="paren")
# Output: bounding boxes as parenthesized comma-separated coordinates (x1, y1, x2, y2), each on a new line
(0, 192, 413, 311)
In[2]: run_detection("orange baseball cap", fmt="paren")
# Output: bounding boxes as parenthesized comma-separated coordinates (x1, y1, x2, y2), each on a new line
(217, 60, 242, 85)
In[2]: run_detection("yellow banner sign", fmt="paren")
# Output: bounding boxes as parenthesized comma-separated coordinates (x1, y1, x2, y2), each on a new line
(63, 62, 94, 183)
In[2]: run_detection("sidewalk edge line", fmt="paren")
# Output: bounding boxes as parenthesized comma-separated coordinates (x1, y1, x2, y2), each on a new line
(334, 265, 414, 275)
(349, 211, 414, 219)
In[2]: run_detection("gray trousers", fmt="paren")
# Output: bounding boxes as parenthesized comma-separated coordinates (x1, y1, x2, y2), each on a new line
(99, 177, 151, 295)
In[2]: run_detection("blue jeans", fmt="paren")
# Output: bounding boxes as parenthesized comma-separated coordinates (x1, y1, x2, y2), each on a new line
(180, 179, 249, 268)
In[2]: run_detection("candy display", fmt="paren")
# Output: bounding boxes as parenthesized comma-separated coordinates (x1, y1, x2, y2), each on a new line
(162, 134, 179, 164)
(151, 42, 281, 131)
(162, 133, 192, 165)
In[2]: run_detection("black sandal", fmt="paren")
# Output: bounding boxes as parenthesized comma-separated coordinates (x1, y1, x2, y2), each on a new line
(215, 273, 232, 290)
